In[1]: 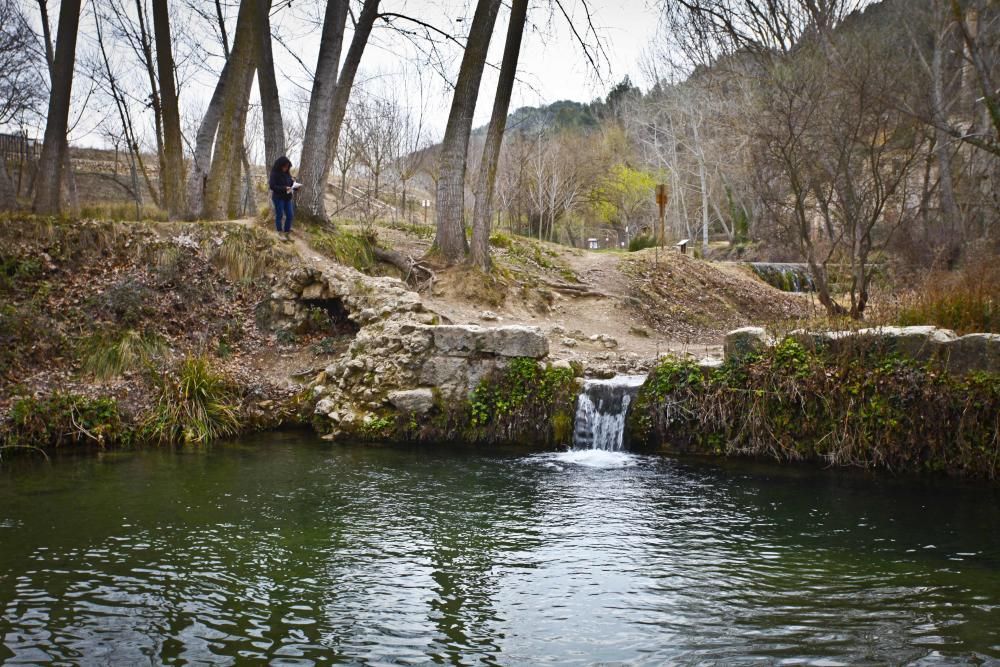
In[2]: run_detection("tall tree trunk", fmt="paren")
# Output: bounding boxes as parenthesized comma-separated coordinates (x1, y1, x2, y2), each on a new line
(297, 0, 379, 223)
(135, 0, 165, 200)
(152, 0, 187, 219)
(186, 59, 229, 218)
(433, 0, 503, 263)
(254, 0, 284, 166)
(203, 0, 257, 220)
(470, 0, 528, 270)
(295, 1, 349, 219)
(931, 30, 963, 245)
(33, 0, 82, 215)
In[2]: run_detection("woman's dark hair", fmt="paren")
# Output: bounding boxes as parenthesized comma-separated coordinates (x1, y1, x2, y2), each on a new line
(271, 156, 292, 174)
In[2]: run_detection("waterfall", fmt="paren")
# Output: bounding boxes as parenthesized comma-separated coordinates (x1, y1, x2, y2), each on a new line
(573, 375, 647, 451)
(749, 262, 816, 293)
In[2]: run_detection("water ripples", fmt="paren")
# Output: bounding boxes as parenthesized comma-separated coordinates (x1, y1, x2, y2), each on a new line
(1, 437, 999, 664)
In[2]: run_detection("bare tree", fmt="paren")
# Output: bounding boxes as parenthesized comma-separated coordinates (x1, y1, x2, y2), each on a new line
(0, 0, 44, 209)
(296, 0, 381, 223)
(470, 0, 529, 270)
(152, 0, 185, 218)
(33, 0, 83, 215)
(433, 0, 503, 263)
(254, 0, 284, 166)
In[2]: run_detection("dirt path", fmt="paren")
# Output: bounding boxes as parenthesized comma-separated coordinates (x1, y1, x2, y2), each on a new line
(243, 218, 812, 372)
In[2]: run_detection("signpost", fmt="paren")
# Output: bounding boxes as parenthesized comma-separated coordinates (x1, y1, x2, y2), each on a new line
(421, 199, 431, 225)
(655, 184, 669, 246)
(654, 184, 669, 268)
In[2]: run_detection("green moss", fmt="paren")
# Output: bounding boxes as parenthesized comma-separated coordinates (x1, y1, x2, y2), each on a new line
(402, 358, 577, 448)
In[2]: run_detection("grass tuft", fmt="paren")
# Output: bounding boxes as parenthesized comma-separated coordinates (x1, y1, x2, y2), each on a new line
(142, 356, 241, 445)
(80, 329, 168, 380)
(212, 226, 286, 286)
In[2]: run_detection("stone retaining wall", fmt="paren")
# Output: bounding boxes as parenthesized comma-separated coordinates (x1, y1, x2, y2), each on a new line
(724, 325, 999, 375)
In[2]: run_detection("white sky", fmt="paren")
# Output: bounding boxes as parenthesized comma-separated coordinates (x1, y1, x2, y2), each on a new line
(19, 0, 663, 152)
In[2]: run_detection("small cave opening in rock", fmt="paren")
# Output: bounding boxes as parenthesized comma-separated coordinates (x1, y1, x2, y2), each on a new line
(301, 297, 360, 336)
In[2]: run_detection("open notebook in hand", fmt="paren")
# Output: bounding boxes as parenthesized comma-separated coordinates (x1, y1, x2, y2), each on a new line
(291, 181, 303, 190)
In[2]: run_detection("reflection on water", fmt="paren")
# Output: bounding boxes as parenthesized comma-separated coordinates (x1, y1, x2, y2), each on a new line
(1, 433, 998, 664)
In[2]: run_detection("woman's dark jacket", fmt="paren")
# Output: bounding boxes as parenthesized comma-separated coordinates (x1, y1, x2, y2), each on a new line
(269, 169, 293, 201)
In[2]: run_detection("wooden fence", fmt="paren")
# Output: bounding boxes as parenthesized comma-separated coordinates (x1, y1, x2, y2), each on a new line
(0, 132, 41, 161)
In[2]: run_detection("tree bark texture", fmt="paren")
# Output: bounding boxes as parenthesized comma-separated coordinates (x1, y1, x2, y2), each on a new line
(297, 0, 380, 223)
(152, 0, 187, 219)
(203, 0, 257, 220)
(33, 0, 82, 215)
(254, 0, 285, 167)
(434, 0, 503, 263)
(470, 0, 529, 270)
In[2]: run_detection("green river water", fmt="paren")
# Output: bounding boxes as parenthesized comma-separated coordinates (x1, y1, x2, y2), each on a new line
(1, 432, 998, 664)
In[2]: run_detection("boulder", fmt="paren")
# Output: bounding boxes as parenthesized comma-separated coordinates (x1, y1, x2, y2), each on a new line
(431, 325, 484, 357)
(387, 388, 436, 415)
(943, 333, 1000, 376)
(850, 326, 956, 361)
(487, 326, 548, 358)
(724, 327, 770, 361)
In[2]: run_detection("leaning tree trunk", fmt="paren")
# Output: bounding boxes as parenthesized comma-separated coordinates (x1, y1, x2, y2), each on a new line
(203, 0, 257, 220)
(152, 0, 187, 219)
(434, 0, 503, 263)
(296, 0, 380, 223)
(33, 0, 82, 215)
(296, 0, 350, 220)
(470, 0, 529, 270)
(186, 59, 230, 218)
(254, 0, 284, 167)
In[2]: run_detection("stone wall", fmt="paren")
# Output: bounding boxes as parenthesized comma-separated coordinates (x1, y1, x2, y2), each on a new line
(265, 264, 550, 440)
(724, 325, 999, 375)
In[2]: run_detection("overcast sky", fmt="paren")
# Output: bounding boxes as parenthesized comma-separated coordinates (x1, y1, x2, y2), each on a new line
(22, 0, 663, 153)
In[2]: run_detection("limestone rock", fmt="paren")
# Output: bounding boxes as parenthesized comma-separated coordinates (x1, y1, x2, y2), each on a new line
(561, 337, 578, 348)
(479, 310, 500, 321)
(387, 388, 436, 415)
(487, 326, 548, 358)
(943, 333, 1000, 376)
(724, 327, 770, 361)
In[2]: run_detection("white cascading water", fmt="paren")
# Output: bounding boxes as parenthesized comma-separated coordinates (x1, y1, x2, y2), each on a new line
(573, 375, 647, 451)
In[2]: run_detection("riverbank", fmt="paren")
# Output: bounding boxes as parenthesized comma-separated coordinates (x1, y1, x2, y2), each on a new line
(2, 216, 998, 481)
(628, 332, 1000, 478)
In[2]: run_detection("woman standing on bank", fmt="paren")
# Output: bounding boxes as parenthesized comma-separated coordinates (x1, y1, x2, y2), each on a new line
(269, 156, 297, 240)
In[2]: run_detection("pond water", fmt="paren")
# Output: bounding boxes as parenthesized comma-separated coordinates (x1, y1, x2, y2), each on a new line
(1, 433, 998, 664)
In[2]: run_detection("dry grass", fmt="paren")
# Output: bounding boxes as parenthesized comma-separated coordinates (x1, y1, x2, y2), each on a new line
(896, 258, 998, 334)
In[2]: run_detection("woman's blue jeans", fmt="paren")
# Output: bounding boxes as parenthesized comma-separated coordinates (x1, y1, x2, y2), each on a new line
(273, 198, 294, 233)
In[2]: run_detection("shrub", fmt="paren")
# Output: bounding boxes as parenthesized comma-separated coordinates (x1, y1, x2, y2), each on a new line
(79, 329, 168, 380)
(0, 254, 42, 292)
(628, 235, 658, 252)
(898, 258, 998, 334)
(93, 279, 156, 326)
(3, 393, 128, 450)
(142, 356, 241, 445)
